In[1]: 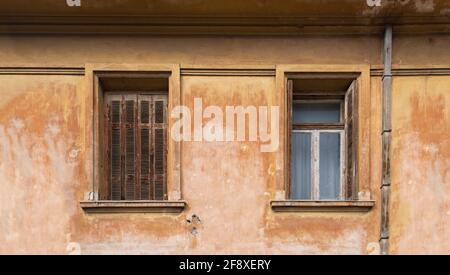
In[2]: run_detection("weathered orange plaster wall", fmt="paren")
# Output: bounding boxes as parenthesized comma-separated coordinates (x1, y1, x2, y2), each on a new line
(390, 76, 450, 254)
(0, 73, 380, 255)
(0, 33, 448, 254)
(0, 34, 448, 67)
(0, 35, 382, 66)
(0, 75, 84, 253)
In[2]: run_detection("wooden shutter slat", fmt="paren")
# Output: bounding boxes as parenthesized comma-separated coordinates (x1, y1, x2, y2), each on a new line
(155, 100, 164, 124)
(126, 100, 135, 123)
(125, 98, 136, 200)
(111, 100, 120, 123)
(138, 96, 151, 200)
(154, 126, 165, 200)
(140, 128, 150, 175)
(125, 127, 135, 199)
(154, 128, 164, 175)
(140, 127, 150, 200)
(111, 128, 121, 200)
(152, 97, 167, 200)
(109, 98, 123, 200)
(345, 80, 358, 200)
(141, 100, 150, 124)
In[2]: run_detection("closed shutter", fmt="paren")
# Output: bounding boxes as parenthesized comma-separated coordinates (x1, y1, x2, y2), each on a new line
(152, 96, 167, 200)
(344, 80, 358, 200)
(106, 96, 123, 200)
(104, 93, 167, 201)
(125, 97, 137, 200)
(139, 96, 151, 200)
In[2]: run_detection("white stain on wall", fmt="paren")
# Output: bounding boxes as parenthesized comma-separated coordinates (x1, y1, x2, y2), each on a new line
(0, 118, 79, 253)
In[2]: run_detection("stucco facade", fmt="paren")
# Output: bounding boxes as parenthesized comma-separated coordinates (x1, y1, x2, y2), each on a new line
(0, 0, 449, 255)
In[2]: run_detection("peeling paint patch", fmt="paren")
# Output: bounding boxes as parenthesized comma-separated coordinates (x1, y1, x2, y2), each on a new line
(366, 242, 380, 255)
(440, 8, 450, 15)
(80, 234, 188, 255)
(414, 0, 435, 13)
(66, 242, 81, 255)
(269, 227, 366, 254)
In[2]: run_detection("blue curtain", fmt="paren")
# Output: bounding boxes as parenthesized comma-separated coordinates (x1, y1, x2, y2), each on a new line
(319, 133, 341, 199)
(291, 132, 311, 199)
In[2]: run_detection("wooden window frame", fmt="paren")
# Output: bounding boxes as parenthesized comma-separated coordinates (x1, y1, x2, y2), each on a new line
(81, 64, 185, 213)
(273, 65, 374, 212)
(289, 81, 354, 201)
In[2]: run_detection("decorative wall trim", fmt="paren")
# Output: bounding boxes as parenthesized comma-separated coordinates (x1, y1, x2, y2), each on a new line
(271, 200, 375, 212)
(2, 66, 450, 77)
(1, 15, 449, 35)
(371, 68, 450, 76)
(0, 67, 85, 75)
(181, 68, 276, 77)
(80, 200, 187, 214)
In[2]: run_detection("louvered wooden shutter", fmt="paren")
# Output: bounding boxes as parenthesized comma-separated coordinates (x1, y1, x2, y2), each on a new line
(107, 96, 123, 200)
(287, 79, 294, 199)
(139, 98, 151, 200)
(152, 96, 167, 200)
(137, 95, 167, 200)
(345, 81, 358, 200)
(104, 93, 167, 200)
(124, 96, 137, 200)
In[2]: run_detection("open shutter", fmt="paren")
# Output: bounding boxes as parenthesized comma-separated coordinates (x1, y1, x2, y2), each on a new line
(152, 96, 167, 200)
(287, 79, 294, 199)
(344, 80, 358, 200)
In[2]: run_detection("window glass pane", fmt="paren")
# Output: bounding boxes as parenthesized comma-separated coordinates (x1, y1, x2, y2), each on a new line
(293, 102, 341, 123)
(319, 132, 341, 199)
(291, 132, 311, 199)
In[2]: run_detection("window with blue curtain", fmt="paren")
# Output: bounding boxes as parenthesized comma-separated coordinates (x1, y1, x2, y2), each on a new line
(291, 101, 344, 200)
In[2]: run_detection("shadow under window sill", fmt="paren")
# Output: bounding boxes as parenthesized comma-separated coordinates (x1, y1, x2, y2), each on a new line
(80, 200, 187, 214)
(271, 200, 375, 213)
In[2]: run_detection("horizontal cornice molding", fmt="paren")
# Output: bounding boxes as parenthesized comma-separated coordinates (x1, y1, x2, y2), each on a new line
(0, 67, 85, 75)
(181, 68, 275, 77)
(370, 67, 450, 76)
(1, 0, 450, 18)
(1, 66, 450, 77)
(0, 15, 449, 35)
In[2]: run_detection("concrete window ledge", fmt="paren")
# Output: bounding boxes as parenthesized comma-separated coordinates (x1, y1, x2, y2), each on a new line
(271, 200, 375, 213)
(80, 200, 187, 214)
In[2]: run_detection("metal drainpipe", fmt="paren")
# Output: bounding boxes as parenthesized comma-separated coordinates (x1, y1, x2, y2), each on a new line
(380, 25, 392, 255)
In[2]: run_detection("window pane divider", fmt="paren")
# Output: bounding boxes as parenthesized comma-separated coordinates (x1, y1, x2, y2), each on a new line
(293, 123, 344, 130)
(312, 130, 319, 200)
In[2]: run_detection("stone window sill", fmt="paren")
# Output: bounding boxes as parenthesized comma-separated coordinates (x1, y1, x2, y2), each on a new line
(80, 200, 187, 214)
(271, 200, 375, 212)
